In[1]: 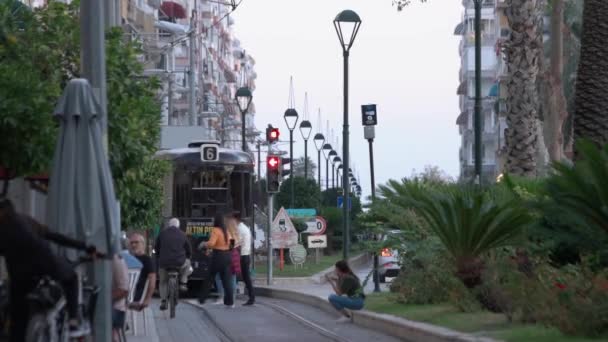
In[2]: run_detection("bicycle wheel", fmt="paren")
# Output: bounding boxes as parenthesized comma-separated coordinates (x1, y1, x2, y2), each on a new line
(25, 313, 51, 342)
(168, 277, 177, 319)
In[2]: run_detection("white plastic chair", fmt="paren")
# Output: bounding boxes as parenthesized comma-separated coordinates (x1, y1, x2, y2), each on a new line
(130, 279, 149, 336)
(124, 269, 141, 336)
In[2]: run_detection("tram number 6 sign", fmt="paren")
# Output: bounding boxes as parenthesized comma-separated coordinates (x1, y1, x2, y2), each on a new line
(200, 144, 219, 162)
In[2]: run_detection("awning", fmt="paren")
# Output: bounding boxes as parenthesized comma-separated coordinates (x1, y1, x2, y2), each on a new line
(160, 1, 187, 19)
(454, 22, 465, 35)
(456, 112, 468, 126)
(155, 20, 189, 35)
(457, 81, 467, 95)
(488, 83, 499, 97)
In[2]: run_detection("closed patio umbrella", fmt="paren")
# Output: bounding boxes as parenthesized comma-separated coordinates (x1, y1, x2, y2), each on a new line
(47, 78, 119, 255)
(47, 78, 119, 340)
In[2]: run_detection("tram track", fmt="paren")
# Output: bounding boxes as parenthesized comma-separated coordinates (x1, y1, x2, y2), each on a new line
(183, 298, 347, 342)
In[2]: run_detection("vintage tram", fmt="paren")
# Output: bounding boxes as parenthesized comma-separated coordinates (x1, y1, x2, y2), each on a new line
(154, 140, 254, 286)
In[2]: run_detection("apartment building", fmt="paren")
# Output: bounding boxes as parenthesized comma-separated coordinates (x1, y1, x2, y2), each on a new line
(122, 0, 257, 150)
(454, 0, 503, 181)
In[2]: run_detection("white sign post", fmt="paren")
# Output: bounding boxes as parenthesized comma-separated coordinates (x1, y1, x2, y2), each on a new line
(307, 235, 327, 248)
(271, 207, 299, 271)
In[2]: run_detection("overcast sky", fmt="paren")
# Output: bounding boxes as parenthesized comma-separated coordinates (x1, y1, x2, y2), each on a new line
(232, 0, 462, 198)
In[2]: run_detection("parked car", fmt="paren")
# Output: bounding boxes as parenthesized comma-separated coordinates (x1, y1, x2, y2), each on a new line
(378, 230, 402, 282)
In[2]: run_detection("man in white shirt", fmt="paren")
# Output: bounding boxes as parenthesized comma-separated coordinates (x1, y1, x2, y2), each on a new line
(235, 212, 254, 305)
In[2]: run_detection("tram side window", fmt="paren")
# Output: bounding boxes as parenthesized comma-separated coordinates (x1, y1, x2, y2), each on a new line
(230, 172, 251, 218)
(173, 170, 191, 218)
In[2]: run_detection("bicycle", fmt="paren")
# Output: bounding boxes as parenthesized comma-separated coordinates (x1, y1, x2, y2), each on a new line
(166, 268, 180, 319)
(24, 254, 103, 342)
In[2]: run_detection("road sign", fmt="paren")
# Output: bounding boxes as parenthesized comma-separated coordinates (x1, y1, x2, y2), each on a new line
(200, 144, 219, 162)
(289, 244, 307, 265)
(337, 196, 352, 210)
(361, 104, 378, 126)
(271, 207, 298, 249)
(305, 216, 327, 235)
(287, 208, 317, 217)
(307, 235, 327, 249)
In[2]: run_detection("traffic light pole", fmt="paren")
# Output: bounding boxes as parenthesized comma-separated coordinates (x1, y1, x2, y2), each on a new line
(267, 193, 274, 285)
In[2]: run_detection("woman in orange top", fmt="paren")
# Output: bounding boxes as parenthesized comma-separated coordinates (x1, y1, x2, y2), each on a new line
(197, 211, 236, 307)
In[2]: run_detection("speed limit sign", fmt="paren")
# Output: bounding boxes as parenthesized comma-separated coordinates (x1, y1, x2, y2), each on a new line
(311, 216, 327, 236)
(200, 144, 219, 162)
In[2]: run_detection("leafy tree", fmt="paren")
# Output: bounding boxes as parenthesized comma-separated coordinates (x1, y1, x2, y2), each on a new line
(0, 0, 79, 194)
(276, 177, 320, 209)
(0, 1, 168, 230)
(378, 179, 532, 288)
(105, 28, 169, 230)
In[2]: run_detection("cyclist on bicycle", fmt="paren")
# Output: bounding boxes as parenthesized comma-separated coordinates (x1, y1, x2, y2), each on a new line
(0, 198, 95, 341)
(154, 218, 192, 311)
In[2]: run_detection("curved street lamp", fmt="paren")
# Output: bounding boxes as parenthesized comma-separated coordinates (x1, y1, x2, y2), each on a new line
(322, 143, 332, 190)
(284, 108, 299, 208)
(299, 120, 312, 179)
(235, 86, 253, 151)
(329, 150, 337, 188)
(334, 9, 361, 260)
(313, 133, 325, 189)
(334, 157, 342, 188)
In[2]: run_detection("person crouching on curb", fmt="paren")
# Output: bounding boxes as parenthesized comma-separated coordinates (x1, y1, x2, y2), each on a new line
(325, 260, 365, 323)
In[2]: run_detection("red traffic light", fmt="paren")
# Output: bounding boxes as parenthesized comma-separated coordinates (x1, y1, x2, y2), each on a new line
(267, 156, 280, 169)
(269, 128, 280, 141)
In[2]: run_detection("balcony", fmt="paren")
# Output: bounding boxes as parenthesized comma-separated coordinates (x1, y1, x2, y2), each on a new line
(462, 32, 497, 47)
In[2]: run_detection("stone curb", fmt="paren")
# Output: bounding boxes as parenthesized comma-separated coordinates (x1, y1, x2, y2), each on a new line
(254, 286, 497, 342)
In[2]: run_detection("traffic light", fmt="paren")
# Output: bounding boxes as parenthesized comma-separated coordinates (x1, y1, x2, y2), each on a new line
(266, 154, 281, 193)
(266, 125, 280, 143)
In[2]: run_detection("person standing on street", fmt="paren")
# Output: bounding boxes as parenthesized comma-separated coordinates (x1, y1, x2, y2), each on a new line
(155, 218, 192, 311)
(235, 212, 255, 305)
(198, 211, 235, 307)
(128, 233, 156, 311)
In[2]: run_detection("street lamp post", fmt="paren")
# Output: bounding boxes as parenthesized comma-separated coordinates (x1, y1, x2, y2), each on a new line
(329, 151, 338, 188)
(236, 87, 253, 152)
(473, 0, 482, 184)
(284, 108, 299, 208)
(364, 125, 381, 292)
(322, 143, 332, 190)
(300, 120, 312, 179)
(334, 9, 361, 260)
(314, 133, 325, 190)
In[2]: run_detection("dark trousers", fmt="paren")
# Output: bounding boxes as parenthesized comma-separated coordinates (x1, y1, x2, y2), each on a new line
(240, 255, 254, 302)
(199, 250, 233, 306)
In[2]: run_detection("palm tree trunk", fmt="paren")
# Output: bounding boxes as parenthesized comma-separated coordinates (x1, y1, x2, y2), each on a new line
(543, 0, 569, 162)
(573, 0, 608, 152)
(503, 0, 544, 177)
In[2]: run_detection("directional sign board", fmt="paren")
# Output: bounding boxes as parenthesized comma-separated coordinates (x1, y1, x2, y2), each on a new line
(307, 235, 327, 249)
(361, 104, 378, 126)
(305, 216, 327, 235)
(337, 196, 352, 210)
(286, 208, 317, 217)
(200, 144, 219, 162)
(271, 207, 298, 249)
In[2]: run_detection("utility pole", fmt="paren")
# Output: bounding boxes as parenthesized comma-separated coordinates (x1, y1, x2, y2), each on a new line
(189, 7, 197, 126)
(80, 1, 111, 341)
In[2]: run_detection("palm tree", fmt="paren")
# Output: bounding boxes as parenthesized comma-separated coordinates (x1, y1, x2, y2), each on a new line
(573, 0, 608, 151)
(378, 180, 532, 288)
(503, 0, 544, 177)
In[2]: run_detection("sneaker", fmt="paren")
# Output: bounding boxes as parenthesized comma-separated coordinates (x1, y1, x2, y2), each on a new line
(335, 316, 351, 324)
(243, 300, 255, 306)
(225, 304, 235, 309)
(213, 298, 223, 305)
(197, 297, 206, 305)
(179, 283, 188, 292)
(160, 300, 168, 311)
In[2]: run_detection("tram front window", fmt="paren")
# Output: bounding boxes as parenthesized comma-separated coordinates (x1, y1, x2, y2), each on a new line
(190, 170, 229, 218)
